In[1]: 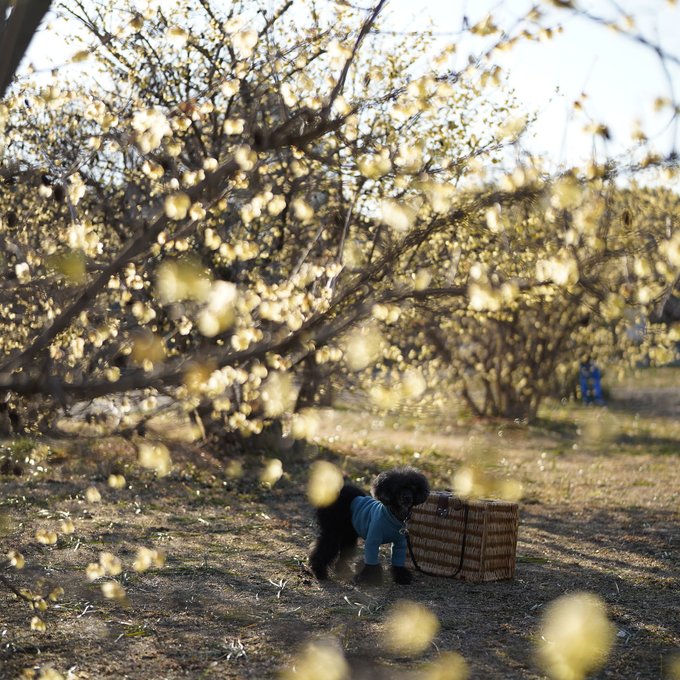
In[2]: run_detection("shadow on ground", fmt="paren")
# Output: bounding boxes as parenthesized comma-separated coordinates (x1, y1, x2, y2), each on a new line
(0, 412, 679, 679)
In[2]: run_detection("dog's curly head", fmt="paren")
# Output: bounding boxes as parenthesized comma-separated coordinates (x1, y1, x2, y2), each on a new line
(371, 466, 430, 521)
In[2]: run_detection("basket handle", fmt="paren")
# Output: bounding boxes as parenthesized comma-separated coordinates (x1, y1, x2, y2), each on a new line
(406, 501, 470, 578)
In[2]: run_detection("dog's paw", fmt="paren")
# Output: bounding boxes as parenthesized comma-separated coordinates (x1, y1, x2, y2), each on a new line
(309, 561, 329, 581)
(354, 562, 383, 586)
(391, 565, 413, 585)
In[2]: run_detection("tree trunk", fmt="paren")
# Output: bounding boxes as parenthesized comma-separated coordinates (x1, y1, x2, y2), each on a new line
(295, 357, 333, 410)
(0, 0, 52, 99)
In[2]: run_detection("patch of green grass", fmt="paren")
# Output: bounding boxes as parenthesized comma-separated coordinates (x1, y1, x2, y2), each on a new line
(609, 366, 680, 390)
(9, 437, 38, 458)
(531, 416, 579, 439)
(517, 555, 549, 564)
(120, 624, 155, 638)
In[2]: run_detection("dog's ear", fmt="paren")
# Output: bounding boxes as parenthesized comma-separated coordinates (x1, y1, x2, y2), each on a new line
(412, 475, 430, 505)
(371, 470, 396, 505)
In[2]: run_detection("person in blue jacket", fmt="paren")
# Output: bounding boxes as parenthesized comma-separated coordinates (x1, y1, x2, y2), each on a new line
(579, 356, 604, 405)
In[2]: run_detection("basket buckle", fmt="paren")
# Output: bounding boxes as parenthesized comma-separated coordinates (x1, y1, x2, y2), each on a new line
(436, 493, 464, 517)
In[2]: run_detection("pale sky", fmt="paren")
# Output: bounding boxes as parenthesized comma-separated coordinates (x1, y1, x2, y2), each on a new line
(384, 0, 680, 168)
(20, 0, 680, 169)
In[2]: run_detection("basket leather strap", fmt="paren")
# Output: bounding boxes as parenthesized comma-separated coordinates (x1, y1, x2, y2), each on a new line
(406, 502, 470, 578)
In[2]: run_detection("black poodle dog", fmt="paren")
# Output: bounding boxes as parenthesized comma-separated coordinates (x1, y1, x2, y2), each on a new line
(309, 466, 430, 585)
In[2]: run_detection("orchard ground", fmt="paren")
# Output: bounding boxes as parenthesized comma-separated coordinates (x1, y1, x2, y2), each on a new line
(0, 369, 679, 679)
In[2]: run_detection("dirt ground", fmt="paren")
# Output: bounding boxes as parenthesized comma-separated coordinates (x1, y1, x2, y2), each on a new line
(0, 381, 679, 680)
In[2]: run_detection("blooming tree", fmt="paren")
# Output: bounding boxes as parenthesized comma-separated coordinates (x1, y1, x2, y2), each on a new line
(0, 0, 677, 434)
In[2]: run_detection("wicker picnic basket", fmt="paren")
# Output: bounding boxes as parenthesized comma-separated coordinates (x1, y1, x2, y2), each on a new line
(406, 492, 519, 582)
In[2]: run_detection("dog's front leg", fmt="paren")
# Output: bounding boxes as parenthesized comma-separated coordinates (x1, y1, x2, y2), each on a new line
(354, 562, 383, 586)
(390, 565, 413, 584)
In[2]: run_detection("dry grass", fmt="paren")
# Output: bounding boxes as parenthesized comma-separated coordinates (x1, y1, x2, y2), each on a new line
(0, 374, 678, 679)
